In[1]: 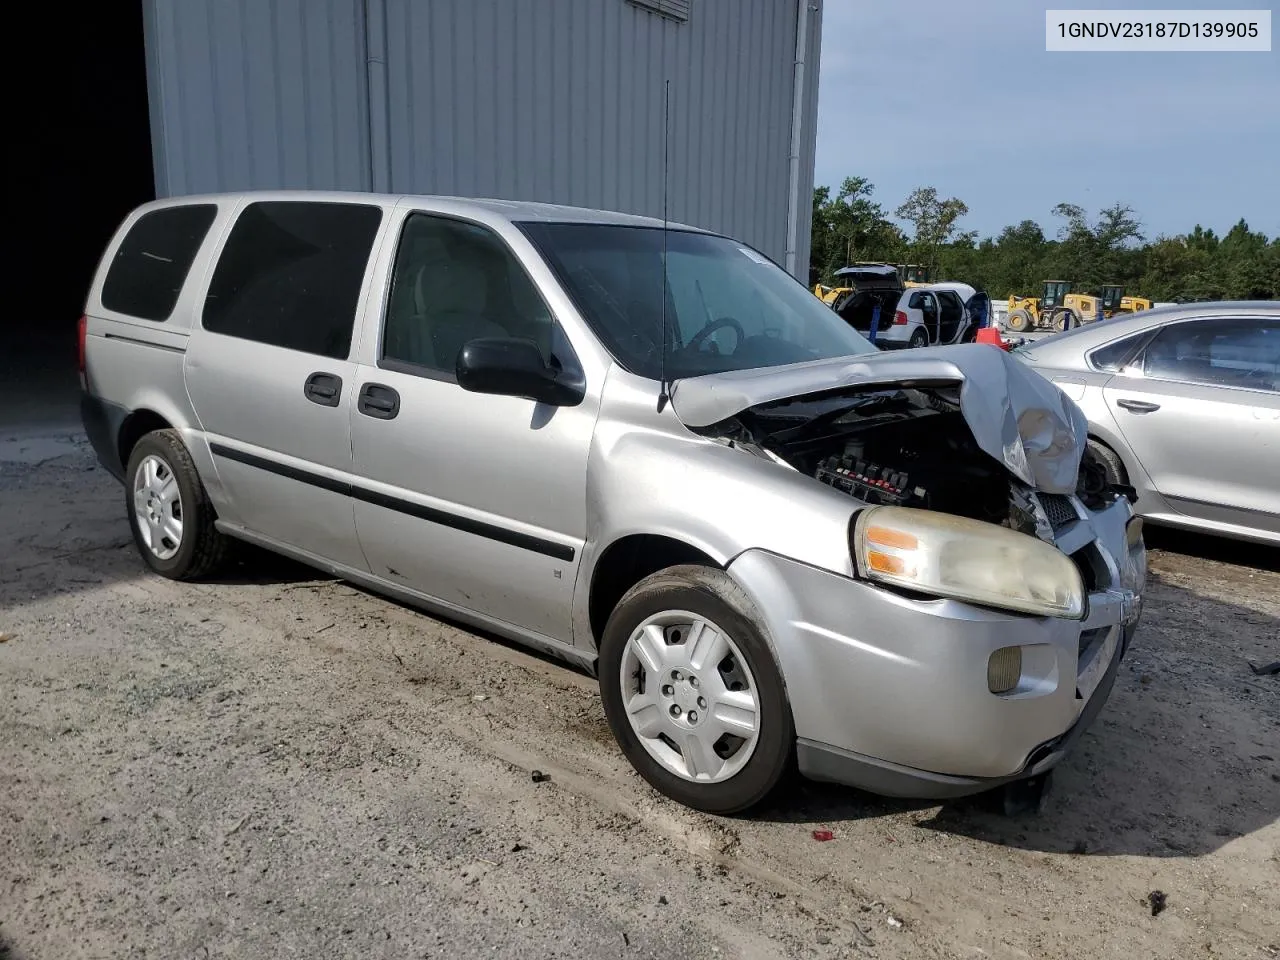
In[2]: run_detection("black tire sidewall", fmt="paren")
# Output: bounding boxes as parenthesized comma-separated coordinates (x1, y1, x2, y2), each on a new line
(124, 433, 207, 578)
(598, 568, 794, 815)
(1087, 439, 1128, 487)
(909, 327, 929, 348)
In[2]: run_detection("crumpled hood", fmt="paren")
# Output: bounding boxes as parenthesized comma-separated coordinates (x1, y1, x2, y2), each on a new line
(669, 343, 1088, 493)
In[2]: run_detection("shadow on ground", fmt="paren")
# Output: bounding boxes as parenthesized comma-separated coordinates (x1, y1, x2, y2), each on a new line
(1145, 524, 1278, 571)
(748, 576, 1279, 859)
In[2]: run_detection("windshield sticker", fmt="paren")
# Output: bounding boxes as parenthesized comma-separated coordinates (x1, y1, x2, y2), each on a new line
(737, 246, 770, 265)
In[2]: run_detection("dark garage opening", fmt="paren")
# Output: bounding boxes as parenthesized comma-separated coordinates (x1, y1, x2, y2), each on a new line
(4, 3, 155, 433)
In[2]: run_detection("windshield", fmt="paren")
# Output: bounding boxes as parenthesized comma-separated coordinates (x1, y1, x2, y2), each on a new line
(519, 222, 877, 380)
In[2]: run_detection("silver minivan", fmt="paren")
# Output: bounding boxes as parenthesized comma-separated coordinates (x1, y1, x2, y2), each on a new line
(80, 192, 1146, 813)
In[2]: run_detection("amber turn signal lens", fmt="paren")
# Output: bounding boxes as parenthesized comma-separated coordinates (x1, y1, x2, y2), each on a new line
(865, 525, 919, 550)
(866, 550, 914, 576)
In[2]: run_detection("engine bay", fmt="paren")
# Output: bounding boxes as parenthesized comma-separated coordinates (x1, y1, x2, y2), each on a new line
(711, 382, 1124, 537)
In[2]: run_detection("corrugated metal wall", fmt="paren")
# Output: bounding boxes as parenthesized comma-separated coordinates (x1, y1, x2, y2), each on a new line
(144, 0, 372, 195)
(142, 0, 821, 275)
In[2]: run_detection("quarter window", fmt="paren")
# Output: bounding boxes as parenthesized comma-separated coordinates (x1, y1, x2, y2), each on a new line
(1087, 331, 1151, 372)
(1140, 318, 1278, 391)
(101, 205, 218, 321)
(203, 201, 382, 359)
(382, 214, 559, 377)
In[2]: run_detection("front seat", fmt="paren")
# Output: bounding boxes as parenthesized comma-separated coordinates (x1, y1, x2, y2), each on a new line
(413, 260, 509, 373)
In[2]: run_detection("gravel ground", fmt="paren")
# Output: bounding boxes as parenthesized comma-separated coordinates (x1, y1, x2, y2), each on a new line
(2, 430, 1277, 960)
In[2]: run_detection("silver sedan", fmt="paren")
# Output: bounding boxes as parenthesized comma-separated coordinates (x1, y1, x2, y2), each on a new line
(1014, 302, 1280, 545)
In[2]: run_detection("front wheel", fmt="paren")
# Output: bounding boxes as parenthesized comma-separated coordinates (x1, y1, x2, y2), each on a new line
(1006, 309, 1032, 333)
(598, 565, 794, 814)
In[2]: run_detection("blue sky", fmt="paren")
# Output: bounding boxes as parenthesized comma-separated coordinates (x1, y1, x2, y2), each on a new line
(813, 0, 1280, 241)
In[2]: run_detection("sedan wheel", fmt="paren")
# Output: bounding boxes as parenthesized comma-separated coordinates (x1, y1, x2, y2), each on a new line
(620, 609, 760, 784)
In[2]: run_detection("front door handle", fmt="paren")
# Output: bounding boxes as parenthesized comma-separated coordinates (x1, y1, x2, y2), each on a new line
(358, 383, 400, 420)
(303, 372, 343, 407)
(1116, 398, 1160, 414)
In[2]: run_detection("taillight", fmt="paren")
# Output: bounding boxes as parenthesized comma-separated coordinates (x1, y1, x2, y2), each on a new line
(77, 315, 88, 374)
(893, 310, 908, 325)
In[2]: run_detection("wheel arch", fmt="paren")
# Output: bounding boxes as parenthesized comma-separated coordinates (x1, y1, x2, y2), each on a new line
(1085, 429, 1136, 486)
(586, 534, 723, 650)
(117, 408, 176, 471)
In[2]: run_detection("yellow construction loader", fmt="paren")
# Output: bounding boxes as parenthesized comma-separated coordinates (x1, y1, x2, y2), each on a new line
(1100, 284, 1152, 315)
(1008, 281, 1154, 332)
(1005, 280, 1072, 332)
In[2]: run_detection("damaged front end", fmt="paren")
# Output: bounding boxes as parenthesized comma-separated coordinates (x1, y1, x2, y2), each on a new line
(672, 345, 1145, 625)
(668, 346, 1148, 797)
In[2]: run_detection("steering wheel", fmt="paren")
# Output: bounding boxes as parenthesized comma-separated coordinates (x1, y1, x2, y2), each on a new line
(686, 316, 745, 354)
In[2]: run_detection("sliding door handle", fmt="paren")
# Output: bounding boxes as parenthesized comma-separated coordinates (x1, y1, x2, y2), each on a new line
(358, 383, 400, 420)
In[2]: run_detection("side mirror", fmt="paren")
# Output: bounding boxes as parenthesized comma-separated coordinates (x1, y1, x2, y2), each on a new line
(456, 337, 586, 407)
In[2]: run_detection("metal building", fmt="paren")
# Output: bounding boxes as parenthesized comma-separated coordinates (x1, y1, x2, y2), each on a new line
(142, 0, 823, 277)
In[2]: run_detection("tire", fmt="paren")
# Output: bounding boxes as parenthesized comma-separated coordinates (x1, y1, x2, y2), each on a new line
(908, 327, 930, 348)
(1087, 439, 1128, 487)
(1052, 308, 1075, 332)
(1006, 309, 1032, 333)
(598, 564, 794, 815)
(125, 429, 230, 580)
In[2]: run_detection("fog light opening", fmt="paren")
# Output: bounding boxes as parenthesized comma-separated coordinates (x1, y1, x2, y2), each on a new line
(988, 646, 1023, 694)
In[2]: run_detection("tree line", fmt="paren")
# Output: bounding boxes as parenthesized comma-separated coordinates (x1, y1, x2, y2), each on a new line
(810, 177, 1280, 303)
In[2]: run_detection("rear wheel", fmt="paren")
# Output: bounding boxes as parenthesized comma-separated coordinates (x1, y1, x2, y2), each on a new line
(599, 565, 794, 814)
(908, 327, 930, 348)
(1006, 309, 1032, 333)
(125, 429, 230, 580)
(1051, 308, 1074, 332)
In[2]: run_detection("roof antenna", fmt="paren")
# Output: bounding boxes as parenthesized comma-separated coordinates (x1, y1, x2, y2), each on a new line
(657, 78, 672, 413)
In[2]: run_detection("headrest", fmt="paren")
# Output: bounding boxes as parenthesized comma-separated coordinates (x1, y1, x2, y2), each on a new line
(414, 260, 487, 316)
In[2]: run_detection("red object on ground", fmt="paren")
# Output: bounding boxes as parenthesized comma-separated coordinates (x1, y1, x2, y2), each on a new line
(975, 327, 1011, 351)
(812, 829, 835, 841)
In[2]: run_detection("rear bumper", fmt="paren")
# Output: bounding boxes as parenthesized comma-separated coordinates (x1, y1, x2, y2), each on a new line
(80, 392, 128, 482)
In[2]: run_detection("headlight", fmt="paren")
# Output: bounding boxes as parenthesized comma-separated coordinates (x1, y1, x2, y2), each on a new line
(852, 506, 1086, 619)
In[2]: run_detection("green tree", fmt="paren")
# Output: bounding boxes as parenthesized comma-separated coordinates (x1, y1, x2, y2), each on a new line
(810, 178, 904, 284)
(894, 187, 969, 273)
(809, 174, 1277, 303)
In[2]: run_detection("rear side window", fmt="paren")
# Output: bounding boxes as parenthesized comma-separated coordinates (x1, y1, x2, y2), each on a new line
(100, 205, 218, 321)
(1087, 331, 1151, 372)
(1141, 318, 1278, 391)
(203, 201, 382, 359)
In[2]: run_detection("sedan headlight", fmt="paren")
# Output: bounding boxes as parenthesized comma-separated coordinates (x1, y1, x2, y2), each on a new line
(853, 506, 1086, 619)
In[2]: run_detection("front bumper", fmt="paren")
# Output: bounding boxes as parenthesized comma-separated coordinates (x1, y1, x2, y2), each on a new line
(727, 498, 1144, 799)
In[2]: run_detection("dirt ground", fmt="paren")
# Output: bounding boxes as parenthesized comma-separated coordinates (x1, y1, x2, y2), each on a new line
(2, 429, 1277, 960)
